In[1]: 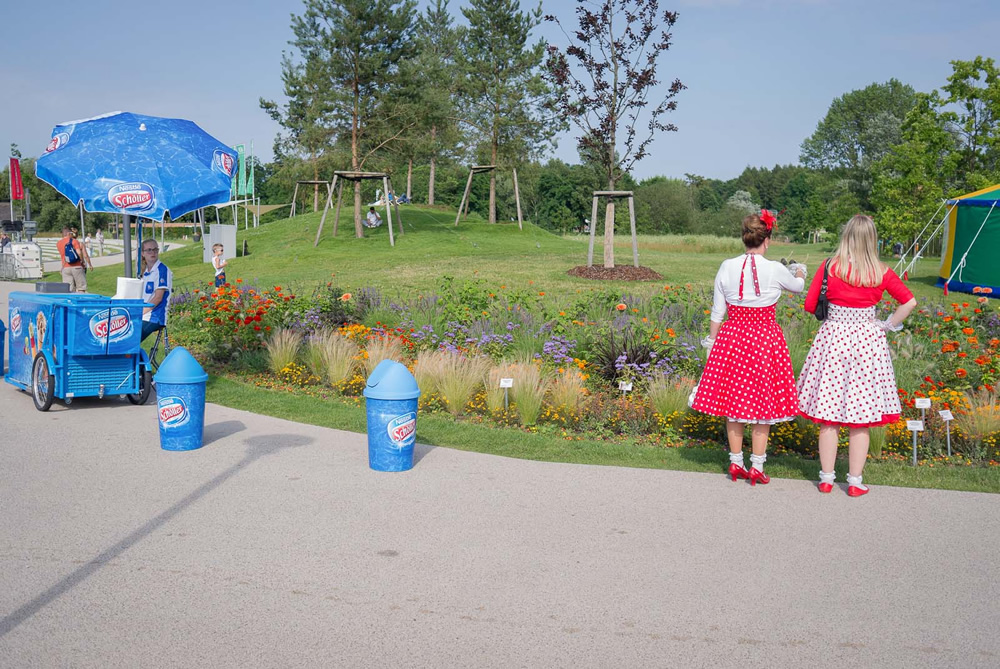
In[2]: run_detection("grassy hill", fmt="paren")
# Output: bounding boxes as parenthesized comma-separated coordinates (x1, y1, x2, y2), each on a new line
(81, 205, 947, 301)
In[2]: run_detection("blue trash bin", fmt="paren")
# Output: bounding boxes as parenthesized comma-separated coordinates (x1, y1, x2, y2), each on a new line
(363, 360, 421, 471)
(153, 347, 208, 451)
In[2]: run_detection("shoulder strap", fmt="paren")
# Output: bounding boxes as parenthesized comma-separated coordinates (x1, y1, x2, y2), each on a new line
(820, 258, 831, 295)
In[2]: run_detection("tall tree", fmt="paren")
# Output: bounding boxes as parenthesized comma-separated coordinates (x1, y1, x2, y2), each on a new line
(396, 0, 464, 204)
(800, 79, 917, 207)
(544, 0, 684, 267)
(457, 0, 556, 224)
(260, 52, 337, 212)
(270, 0, 416, 236)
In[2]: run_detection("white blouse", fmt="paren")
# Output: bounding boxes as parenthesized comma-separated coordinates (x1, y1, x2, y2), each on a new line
(710, 254, 805, 323)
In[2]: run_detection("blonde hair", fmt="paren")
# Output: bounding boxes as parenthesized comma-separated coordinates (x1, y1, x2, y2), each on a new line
(140, 239, 158, 275)
(831, 215, 885, 287)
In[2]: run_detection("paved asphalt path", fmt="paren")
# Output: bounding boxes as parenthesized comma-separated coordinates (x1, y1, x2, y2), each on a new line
(1, 381, 999, 668)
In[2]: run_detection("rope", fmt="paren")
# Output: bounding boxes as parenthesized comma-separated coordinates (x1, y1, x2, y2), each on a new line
(893, 199, 947, 275)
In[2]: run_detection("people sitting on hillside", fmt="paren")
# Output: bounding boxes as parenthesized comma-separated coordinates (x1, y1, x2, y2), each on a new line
(365, 207, 383, 228)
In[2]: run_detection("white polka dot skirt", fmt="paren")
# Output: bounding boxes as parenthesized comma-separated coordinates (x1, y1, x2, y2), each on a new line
(797, 305, 902, 427)
(691, 304, 798, 423)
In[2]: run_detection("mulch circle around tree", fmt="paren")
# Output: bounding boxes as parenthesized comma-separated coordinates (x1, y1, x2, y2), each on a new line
(567, 265, 663, 281)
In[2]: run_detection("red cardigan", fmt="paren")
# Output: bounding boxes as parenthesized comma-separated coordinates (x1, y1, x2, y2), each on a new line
(804, 260, 914, 313)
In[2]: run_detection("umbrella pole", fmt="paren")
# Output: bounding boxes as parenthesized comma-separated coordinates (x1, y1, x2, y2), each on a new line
(123, 213, 133, 279)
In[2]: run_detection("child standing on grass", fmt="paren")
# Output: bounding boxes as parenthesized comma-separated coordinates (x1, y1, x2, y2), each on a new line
(691, 211, 807, 486)
(212, 243, 227, 287)
(797, 214, 916, 497)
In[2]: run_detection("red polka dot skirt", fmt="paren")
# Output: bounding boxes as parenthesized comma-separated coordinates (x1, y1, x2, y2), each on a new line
(797, 305, 902, 427)
(691, 304, 798, 423)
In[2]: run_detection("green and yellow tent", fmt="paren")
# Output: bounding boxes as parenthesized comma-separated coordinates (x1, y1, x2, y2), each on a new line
(938, 184, 1000, 296)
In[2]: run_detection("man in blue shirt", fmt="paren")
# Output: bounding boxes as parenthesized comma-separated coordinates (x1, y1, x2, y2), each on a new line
(139, 239, 172, 341)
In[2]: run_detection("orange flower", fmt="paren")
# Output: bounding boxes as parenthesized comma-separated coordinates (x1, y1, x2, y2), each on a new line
(274, 286, 282, 292)
(955, 368, 968, 378)
(973, 286, 983, 293)
(962, 302, 970, 307)
(962, 327, 975, 335)
(977, 296, 988, 304)
(984, 287, 994, 294)
(340, 293, 352, 301)
(615, 303, 627, 311)
(943, 316, 953, 322)
(559, 311, 566, 316)
(958, 352, 968, 358)
(538, 291, 545, 296)
(663, 285, 671, 291)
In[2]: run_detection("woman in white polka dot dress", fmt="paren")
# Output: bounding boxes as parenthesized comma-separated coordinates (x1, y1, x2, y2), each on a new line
(798, 215, 917, 497)
(691, 211, 806, 486)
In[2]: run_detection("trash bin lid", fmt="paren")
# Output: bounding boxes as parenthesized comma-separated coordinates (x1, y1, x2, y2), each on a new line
(363, 359, 420, 400)
(153, 346, 209, 384)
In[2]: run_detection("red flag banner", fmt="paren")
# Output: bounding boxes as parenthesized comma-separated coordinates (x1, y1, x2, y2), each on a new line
(9, 158, 24, 200)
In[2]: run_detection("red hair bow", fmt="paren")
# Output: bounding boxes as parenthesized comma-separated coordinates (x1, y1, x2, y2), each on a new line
(760, 209, 776, 230)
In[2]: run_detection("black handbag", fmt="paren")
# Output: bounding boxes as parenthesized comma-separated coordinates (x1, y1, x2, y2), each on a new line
(814, 259, 831, 321)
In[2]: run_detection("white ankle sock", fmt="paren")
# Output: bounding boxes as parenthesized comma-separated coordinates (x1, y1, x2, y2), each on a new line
(729, 452, 745, 468)
(819, 470, 836, 484)
(749, 453, 766, 473)
(846, 474, 868, 490)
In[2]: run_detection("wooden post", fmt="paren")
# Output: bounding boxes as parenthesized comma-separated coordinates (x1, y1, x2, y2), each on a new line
(587, 195, 599, 267)
(331, 180, 344, 237)
(512, 168, 523, 230)
(313, 175, 339, 247)
(383, 176, 395, 247)
(627, 195, 639, 268)
(455, 168, 475, 226)
(289, 182, 299, 218)
(388, 177, 403, 236)
(603, 201, 615, 268)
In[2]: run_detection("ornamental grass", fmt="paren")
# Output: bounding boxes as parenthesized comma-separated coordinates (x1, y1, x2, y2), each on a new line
(485, 361, 519, 413)
(433, 352, 489, 416)
(265, 328, 303, 374)
(548, 370, 587, 415)
(646, 375, 696, 427)
(362, 335, 405, 376)
(509, 358, 551, 427)
(956, 389, 1000, 444)
(319, 330, 361, 386)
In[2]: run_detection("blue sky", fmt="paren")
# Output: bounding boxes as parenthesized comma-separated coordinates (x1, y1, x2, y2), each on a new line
(2, 0, 996, 182)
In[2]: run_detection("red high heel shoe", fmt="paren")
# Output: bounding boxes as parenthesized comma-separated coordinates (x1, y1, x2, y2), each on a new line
(748, 468, 770, 486)
(728, 463, 749, 481)
(818, 482, 834, 493)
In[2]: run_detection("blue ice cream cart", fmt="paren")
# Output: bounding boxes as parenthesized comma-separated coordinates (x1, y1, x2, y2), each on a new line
(4, 292, 153, 410)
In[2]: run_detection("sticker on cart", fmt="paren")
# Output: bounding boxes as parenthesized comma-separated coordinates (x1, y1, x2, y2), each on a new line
(158, 397, 190, 428)
(89, 307, 134, 344)
(10, 307, 22, 337)
(386, 412, 416, 447)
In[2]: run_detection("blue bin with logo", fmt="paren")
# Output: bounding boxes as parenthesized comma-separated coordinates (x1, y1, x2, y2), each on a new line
(363, 360, 421, 471)
(153, 347, 208, 451)
(0, 318, 6, 375)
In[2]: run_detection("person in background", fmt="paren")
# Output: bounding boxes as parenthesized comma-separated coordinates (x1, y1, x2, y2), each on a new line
(798, 215, 917, 497)
(690, 210, 807, 486)
(56, 226, 91, 292)
(0, 231, 11, 252)
(212, 243, 228, 287)
(84, 232, 93, 258)
(139, 239, 172, 342)
(365, 207, 382, 228)
(96, 228, 105, 256)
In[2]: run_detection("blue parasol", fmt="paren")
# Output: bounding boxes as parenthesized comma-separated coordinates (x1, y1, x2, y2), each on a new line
(35, 111, 237, 222)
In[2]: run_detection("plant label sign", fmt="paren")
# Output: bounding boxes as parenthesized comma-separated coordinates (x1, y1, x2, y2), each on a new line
(906, 420, 924, 432)
(618, 380, 633, 392)
(939, 409, 954, 421)
(914, 398, 932, 409)
(499, 378, 513, 388)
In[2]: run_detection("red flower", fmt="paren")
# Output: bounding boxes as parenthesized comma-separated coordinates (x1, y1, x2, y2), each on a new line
(759, 209, 777, 230)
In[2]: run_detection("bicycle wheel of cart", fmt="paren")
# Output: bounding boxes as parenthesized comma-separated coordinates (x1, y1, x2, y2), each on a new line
(127, 365, 152, 405)
(32, 355, 55, 412)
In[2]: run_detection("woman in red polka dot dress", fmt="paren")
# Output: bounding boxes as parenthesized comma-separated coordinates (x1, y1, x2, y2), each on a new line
(798, 215, 917, 497)
(691, 211, 806, 486)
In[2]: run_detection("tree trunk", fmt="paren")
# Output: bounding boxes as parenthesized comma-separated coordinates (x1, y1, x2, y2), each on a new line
(407, 159, 413, 200)
(489, 138, 498, 224)
(352, 70, 363, 237)
(428, 125, 437, 205)
(429, 156, 436, 206)
(313, 159, 319, 213)
(603, 201, 615, 268)
(353, 181, 363, 237)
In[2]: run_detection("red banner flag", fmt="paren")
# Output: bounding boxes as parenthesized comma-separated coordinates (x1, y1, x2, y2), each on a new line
(9, 158, 24, 200)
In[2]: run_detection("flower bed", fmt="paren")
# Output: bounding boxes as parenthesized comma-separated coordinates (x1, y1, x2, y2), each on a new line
(168, 276, 1000, 466)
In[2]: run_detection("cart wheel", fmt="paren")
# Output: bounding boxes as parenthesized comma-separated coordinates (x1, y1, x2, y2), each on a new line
(32, 355, 55, 412)
(127, 366, 152, 405)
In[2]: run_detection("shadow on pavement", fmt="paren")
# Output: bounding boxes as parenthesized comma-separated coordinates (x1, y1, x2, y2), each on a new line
(0, 432, 313, 639)
(202, 420, 246, 447)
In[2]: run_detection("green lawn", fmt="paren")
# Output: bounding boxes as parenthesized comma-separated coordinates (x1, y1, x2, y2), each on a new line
(77, 206, 949, 302)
